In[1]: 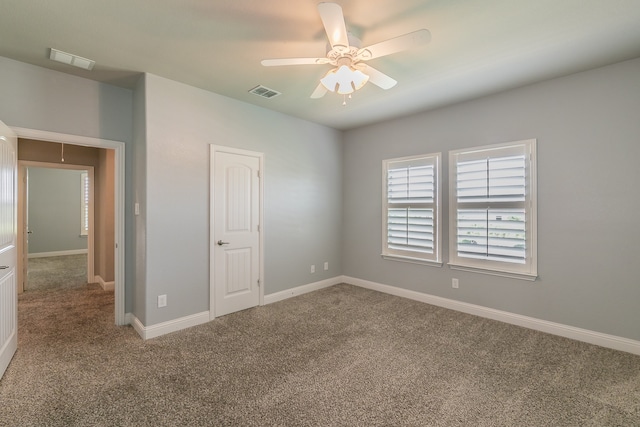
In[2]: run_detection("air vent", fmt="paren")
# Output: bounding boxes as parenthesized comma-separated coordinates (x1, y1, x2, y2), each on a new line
(49, 48, 95, 70)
(249, 85, 281, 99)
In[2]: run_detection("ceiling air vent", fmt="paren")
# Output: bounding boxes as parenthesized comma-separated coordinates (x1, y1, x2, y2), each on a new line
(49, 48, 95, 70)
(249, 85, 281, 99)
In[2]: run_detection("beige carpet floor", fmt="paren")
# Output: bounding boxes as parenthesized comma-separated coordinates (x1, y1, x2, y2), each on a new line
(1, 283, 639, 426)
(26, 254, 88, 291)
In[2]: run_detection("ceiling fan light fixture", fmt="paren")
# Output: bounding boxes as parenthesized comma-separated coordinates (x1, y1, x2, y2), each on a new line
(320, 65, 369, 95)
(260, 3, 431, 100)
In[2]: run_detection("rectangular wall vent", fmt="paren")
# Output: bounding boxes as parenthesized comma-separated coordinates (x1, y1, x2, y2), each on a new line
(249, 85, 281, 99)
(49, 48, 95, 70)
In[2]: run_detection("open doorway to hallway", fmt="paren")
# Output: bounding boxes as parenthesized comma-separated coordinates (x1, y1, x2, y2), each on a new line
(12, 127, 125, 327)
(24, 166, 93, 291)
(18, 139, 115, 296)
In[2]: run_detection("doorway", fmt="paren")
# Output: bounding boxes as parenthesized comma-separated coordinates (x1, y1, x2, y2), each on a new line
(13, 127, 125, 325)
(20, 164, 94, 292)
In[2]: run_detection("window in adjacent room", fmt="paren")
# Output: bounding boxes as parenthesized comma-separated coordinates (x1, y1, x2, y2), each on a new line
(80, 171, 89, 236)
(382, 153, 441, 266)
(449, 139, 537, 280)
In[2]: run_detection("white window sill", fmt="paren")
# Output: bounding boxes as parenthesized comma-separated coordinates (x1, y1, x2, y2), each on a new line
(382, 254, 443, 268)
(448, 263, 537, 281)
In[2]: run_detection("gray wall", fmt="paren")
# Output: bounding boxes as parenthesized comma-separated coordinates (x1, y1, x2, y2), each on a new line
(0, 57, 132, 143)
(27, 167, 87, 254)
(343, 57, 640, 341)
(140, 73, 343, 325)
(1, 55, 342, 326)
(0, 56, 135, 312)
(4, 53, 638, 343)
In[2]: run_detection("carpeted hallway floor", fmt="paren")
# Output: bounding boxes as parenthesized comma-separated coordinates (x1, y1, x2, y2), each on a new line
(26, 254, 88, 291)
(1, 283, 639, 426)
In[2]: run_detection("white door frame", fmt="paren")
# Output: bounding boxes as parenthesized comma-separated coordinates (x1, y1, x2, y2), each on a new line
(12, 127, 126, 326)
(18, 162, 95, 292)
(209, 145, 264, 320)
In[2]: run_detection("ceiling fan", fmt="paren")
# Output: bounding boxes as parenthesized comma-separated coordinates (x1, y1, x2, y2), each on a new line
(261, 2, 431, 100)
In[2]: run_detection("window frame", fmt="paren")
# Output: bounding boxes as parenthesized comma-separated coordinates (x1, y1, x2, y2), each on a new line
(382, 152, 442, 267)
(448, 139, 537, 280)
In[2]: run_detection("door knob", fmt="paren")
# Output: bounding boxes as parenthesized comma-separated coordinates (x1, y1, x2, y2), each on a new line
(0, 266, 9, 270)
(217, 240, 230, 246)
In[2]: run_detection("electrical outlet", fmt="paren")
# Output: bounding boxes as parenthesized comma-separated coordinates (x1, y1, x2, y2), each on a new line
(158, 294, 167, 308)
(452, 278, 459, 289)
(310, 265, 315, 273)
(324, 262, 329, 270)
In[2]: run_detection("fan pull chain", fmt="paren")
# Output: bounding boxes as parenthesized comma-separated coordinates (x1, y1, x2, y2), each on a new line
(342, 93, 354, 106)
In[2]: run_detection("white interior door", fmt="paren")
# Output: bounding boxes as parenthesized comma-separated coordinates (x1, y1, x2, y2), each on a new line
(0, 121, 18, 379)
(212, 147, 262, 318)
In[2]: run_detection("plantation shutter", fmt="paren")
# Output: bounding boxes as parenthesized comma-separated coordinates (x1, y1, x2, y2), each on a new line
(81, 172, 89, 236)
(383, 154, 440, 264)
(456, 151, 526, 264)
(449, 140, 537, 279)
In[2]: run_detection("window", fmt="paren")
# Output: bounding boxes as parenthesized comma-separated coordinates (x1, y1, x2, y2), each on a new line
(80, 171, 89, 236)
(382, 153, 441, 266)
(449, 139, 537, 280)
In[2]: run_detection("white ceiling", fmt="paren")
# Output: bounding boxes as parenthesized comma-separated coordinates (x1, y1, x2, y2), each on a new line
(3, 0, 640, 130)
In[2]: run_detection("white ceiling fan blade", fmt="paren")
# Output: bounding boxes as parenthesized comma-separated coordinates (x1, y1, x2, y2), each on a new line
(318, 2, 349, 50)
(356, 29, 431, 61)
(262, 58, 329, 66)
(358, 64, 397, 90)
(310, 83, 328, 98)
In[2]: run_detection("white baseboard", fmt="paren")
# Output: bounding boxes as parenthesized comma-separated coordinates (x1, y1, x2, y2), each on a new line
(130, 311, 210, 340)
(127, 276, 341, 340)
(94, 275, 114, 291)
(263, 276, 343, 305)
(343, 276, 640, 356)
(28, 249, 88, 258)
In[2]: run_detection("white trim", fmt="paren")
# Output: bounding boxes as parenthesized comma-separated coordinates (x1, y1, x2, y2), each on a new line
(95, 275, 114, 291)
(382, 152, 442, 264)
(343, 276, 640, 356)
(124, 312, 134, 325)
(382, 254, 443, 268)
(13, 127, 126, 326)
(13, 127, 122, 149)
(132, 276, 342, 339)
(263, 276, 343, 305)
(448, 139, 537, 279)
(209, 145, 265, 320)
(130, 316, 145, 339)
(130, 311, 210, 340)
(28, 249, 88, 258)
(448, 263, 537, 281)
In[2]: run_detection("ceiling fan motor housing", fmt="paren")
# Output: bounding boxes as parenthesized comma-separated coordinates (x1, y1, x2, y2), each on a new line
(326, 33, 364, 67)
